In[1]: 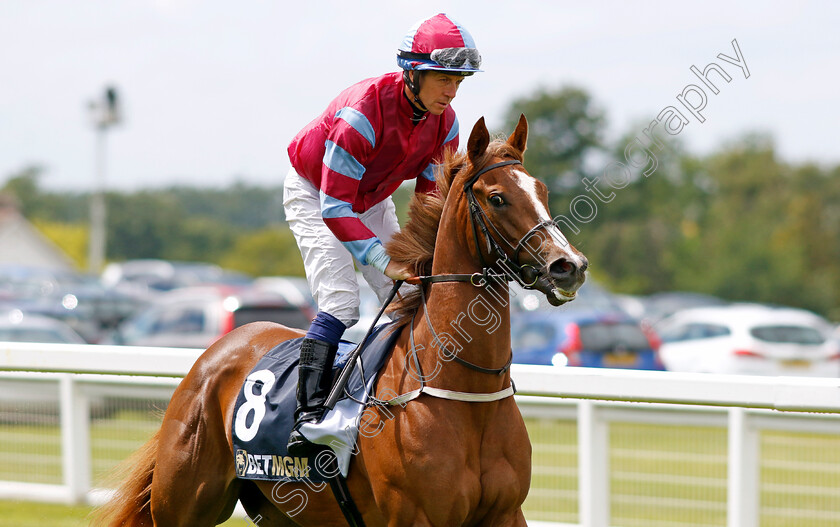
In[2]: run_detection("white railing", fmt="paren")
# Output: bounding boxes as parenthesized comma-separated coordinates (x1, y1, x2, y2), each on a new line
(2, 342, 840, 527)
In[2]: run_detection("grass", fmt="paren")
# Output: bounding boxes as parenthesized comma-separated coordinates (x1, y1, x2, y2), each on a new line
(2, 404, 840, 525)
(0, 501, 248, 527)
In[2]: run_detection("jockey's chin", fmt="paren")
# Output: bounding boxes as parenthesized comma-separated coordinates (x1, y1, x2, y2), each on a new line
(427, 101, 450, 115)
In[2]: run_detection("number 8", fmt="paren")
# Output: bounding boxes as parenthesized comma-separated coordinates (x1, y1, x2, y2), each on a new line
(234, 369, 276, 442)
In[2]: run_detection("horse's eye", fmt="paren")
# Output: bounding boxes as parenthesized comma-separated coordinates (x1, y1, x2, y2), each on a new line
(489, 194, 505, 207)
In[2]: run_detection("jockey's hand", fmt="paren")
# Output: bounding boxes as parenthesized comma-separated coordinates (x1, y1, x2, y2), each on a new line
(384, 260, 413, 281)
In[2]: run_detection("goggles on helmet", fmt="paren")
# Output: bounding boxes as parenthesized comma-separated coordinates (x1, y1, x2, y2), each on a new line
(398, 47, 482, 73)
(430, 47, 482, 70)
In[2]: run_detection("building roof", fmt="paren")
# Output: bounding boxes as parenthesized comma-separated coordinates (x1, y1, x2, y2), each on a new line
(0, 193, 75, 271)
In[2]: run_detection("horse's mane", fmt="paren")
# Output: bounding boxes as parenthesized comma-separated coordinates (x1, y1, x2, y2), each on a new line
(385, 139, 522, 323)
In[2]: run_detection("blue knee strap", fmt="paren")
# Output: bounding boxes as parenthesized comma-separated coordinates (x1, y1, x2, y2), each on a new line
(305, 311, 347, 346)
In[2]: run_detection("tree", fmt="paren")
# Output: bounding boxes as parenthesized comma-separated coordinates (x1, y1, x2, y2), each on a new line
(220, 228, 305, 277)
(501, 85, 606, 198)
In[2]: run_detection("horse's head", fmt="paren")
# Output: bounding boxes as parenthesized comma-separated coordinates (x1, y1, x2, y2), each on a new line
(459, 114, 588, 306)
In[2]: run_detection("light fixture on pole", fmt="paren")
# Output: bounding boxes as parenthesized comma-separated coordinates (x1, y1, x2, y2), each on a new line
(87, 86, 121, 274)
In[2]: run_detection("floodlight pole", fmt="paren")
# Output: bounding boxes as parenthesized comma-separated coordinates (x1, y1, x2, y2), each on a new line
(87, 86, 121, 274)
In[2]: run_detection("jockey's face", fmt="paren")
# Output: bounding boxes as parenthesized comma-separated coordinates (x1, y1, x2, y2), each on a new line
(413, 72, 465, 115)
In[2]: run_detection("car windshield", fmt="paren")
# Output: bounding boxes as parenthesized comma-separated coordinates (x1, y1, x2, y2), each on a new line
(659, 322, 732, 342)
(750, 325, 825, 345)
(579, 323, 650, 352)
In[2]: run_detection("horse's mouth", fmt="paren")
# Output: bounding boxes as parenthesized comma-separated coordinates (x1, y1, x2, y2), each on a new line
(547, 287, 577, 306)
(533, 275, 581, 307)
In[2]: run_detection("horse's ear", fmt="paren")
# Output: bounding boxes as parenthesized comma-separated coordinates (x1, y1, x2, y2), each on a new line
(507, 113, 528, 156)
(467, 117, 490, 164)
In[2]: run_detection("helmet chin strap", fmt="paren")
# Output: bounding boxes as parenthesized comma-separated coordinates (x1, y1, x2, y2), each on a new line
(402, 70, 429, 119)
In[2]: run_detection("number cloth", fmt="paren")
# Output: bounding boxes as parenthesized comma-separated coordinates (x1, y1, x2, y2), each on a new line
(232, 323, 401, 483)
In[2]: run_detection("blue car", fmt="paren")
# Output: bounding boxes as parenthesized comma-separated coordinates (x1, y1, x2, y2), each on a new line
(511, 310, 664, 370)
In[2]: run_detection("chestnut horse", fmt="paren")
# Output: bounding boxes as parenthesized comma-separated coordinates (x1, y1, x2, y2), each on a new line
(93, 115, 587, 527)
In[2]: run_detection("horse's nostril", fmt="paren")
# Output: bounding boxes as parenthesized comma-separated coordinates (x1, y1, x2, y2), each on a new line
(549, 258, 577, 278)
(579, 257, 589, 273)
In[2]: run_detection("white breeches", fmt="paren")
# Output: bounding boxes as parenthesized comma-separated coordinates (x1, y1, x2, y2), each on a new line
(282, 167, 400, 327)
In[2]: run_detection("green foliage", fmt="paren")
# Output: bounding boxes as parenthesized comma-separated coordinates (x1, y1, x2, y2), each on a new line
(1, 166, 88, 222)
(502, 85, 606, 199)
(219, 227, 305, 277)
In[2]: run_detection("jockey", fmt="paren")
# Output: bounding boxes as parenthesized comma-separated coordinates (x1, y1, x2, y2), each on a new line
(284, 13, 482, 456)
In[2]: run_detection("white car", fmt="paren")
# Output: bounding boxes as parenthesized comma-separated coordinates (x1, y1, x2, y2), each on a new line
(656, 304, 840, 377)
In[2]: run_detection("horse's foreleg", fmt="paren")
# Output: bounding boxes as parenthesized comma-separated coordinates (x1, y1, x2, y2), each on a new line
(475, 508, 528, 527)
(507, 509, 528, 527)
(238, 480, 300, 526)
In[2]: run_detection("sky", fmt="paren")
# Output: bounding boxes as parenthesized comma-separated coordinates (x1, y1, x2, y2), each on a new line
(2, 1, 838, 192)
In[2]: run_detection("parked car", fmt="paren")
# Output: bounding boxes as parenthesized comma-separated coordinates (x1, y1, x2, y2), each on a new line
(101, 259, 253, 297)
(510, 278, 623, 314)
(511, 310, 664, 370)
(620, 291, 730, 325)
(656, 304, 840, 377)
(252, 276, 316, 312)
(0, 265, 138, 342)
(0, 309, 87, 344)
(103, 285, 314, 348)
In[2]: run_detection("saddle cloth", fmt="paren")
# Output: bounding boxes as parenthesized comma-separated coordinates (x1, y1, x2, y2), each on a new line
(232, 322, 400, 483)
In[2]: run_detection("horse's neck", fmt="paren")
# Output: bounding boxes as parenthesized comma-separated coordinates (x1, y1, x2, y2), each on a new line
(409, 204, 513, 392)
(408, 282, 511, 393)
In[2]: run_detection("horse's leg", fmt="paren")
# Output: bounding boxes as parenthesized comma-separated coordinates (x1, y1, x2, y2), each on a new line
(149, 383, 242, 526)
(238, 480, 301, 526)
(150, 323, 302, 526)
(476, 509, 528, 527)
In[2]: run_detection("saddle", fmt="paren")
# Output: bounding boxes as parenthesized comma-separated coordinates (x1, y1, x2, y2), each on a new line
(232, 322, 400, 483)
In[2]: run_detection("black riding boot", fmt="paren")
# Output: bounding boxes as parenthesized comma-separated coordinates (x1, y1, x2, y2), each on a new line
(287, 337, 338, 457)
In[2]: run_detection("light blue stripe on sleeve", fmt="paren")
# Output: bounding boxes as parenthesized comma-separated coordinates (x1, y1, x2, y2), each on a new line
(323, 140, 365, 180)
(420, 163, 437, 182)
(319, 191, 356, 219)
(335, 107, 376, 148)
(444, 116, 459, 144)
(343, 237, 379, 264)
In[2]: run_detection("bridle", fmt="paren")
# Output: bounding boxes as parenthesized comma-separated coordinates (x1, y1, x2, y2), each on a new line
(412, 159, 560, 290)
(404, 158, 567, 377)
